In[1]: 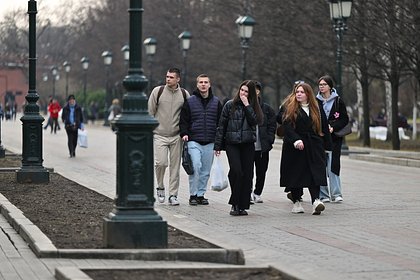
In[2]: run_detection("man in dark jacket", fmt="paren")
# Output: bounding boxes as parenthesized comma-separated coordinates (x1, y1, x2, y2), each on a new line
(251, 82, 276, 203)
(61, 95, 84, 158)
(180, 74, 222, 206)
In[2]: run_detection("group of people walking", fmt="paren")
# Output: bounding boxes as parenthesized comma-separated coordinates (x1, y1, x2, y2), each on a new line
(148, 68, 349, 216)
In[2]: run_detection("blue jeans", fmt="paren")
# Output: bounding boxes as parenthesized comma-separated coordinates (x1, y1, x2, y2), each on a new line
(320, 151, 343, 200)
(187, 141, 214, 197)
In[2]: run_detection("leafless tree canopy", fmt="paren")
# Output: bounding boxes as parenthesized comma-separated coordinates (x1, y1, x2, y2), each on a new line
(1, 0, 419, 149)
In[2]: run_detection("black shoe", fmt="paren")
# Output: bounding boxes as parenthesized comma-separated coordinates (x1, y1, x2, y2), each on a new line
(197, 196, 209, 205)
(230, 205, 240, 216)
(189, 195, 198, 206)
(239, 209, 248, 216)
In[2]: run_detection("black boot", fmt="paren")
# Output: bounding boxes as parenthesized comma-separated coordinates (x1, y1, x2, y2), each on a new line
(230, 205, 240, 216)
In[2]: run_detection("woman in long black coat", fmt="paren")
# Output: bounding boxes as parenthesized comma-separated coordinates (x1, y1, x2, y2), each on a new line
(278, 82, 331, 215)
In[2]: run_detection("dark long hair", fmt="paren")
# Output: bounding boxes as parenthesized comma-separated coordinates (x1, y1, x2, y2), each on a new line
(232, 80, 263, 125)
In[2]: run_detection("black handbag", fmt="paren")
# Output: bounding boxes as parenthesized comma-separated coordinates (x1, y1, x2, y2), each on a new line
(332, 97, 352, 137)
(334, 122, 352, 137)
(182, 142, 194, 175)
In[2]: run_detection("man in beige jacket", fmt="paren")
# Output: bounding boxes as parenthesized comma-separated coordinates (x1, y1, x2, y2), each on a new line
(148, 68, 189, 205)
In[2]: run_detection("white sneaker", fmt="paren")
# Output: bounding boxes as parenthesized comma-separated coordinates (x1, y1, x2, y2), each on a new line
(156, 188, 165, 203)
(312, 199, 325, 215)
(291, 201, 304, 213)
(252, 193, 263, 203)
(320, 197, 331, 203)
(334, 196, 343, 203)
(168, 195, 180, 206)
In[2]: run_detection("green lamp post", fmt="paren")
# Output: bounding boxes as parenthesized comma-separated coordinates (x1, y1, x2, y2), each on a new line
(235, 15, 256, 81)
(143, 37, 157, 94)
(178, 31, 192, 87)
(63, 61, 71, 100)
(16, 0, 49, 184)
(80, 56, 89, 108)
(329, 0, 352, 153)
(102, 50, 113, 126)
(103, 0, 167, 248)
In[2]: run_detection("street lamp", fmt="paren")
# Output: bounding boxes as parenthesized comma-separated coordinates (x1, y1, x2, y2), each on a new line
(51, 66, 59, 99)
(329, 0, 352, 153)
(63, 61, 71, 100)
(178, 31, 192, 87)
(102, 50, 113, 126)
(143, 37, 157, 94)
(80, 57, 89, 108)
(236, 15, 256, 81)
(17, 0, 49, 183)
(103, 0, 167, 248)
(121, 44, 129, 71)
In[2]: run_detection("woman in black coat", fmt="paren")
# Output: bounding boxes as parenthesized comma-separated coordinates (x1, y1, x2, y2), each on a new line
(278, 82, 331, 215)
(214, 80, 263, 216)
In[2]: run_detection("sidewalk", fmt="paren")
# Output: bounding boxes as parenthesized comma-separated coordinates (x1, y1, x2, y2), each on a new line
(1, 118, 420, 279)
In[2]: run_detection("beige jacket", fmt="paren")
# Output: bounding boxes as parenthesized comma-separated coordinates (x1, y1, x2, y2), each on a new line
(148, 84, 190, 137)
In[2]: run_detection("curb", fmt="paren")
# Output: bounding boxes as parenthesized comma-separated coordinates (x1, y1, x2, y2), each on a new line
(55, 265, 293, 280)
(349, 153, 420, 168)
(0, 194, 244, 265)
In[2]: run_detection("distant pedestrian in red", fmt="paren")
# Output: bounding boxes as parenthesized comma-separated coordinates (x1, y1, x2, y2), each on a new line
(48, 98, 61, 134)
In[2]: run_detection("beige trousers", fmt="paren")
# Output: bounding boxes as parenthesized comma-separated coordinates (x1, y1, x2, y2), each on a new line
(153, 134, 182, 197)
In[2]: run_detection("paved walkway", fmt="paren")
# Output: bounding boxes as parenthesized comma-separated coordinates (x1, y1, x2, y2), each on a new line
(1, 116, 420, 279)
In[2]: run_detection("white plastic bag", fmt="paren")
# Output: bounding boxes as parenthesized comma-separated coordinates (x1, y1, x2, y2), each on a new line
(77, 129, 88, 148)
(107, 110, 114, 121)
(210, 156, 228, 192)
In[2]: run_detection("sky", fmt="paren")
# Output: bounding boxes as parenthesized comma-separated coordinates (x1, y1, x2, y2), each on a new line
(0, 0, 83, 22)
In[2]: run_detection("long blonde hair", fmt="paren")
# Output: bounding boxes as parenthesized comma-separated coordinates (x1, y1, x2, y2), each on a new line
(282, 82, 323, 135)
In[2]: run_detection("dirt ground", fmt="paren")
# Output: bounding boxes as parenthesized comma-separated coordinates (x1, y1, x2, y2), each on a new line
(0, 154, 287, 279)
(0, 155, 216, 249)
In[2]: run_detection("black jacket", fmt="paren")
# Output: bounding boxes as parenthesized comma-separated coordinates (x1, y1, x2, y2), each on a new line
(179, 88, 222, 144)
(61, 103, 84, 129)
(257, 100, 276, 152)
(214, 100, 258, 151)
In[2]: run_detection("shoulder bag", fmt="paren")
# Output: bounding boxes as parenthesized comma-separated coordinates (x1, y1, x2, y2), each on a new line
(332, 97, 352, 137)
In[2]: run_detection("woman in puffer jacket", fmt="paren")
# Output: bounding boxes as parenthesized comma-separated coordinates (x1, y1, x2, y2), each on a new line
(214, 80, 263, 216)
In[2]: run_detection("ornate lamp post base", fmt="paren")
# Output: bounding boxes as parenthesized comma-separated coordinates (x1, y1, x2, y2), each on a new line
(16, 168, 50, 184)
(104, 210, 167, 248)
(16, 115, 50, 184)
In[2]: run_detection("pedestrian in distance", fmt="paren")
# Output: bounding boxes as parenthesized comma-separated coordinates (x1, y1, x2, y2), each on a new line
(148, 67, 190, 206)
(214, 80, 263, 216)
(61, 95, 84, 158)
(250, 81, 276, 204)
(180, 74, 222, 206)
(44, 97, 53, 130)
(108, 98, 122, 132)
(277, 82, 331, 215)
(48, 98, 61, 134)
(316, 75, 349, 203)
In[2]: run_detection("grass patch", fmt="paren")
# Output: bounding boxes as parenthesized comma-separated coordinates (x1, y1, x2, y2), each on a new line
(346, 132, 420, 152)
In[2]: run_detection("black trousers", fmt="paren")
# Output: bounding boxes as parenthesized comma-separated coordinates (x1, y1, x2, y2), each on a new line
(291, 186, 320, 204)
(226, 143, 255, 210)
(51, 118, 60, 133)
(253, 150, 269, 196)
(65, 126, 78, 156)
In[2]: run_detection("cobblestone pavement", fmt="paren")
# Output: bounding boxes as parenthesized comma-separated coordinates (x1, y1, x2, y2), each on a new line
(2, 117, 420, 279)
